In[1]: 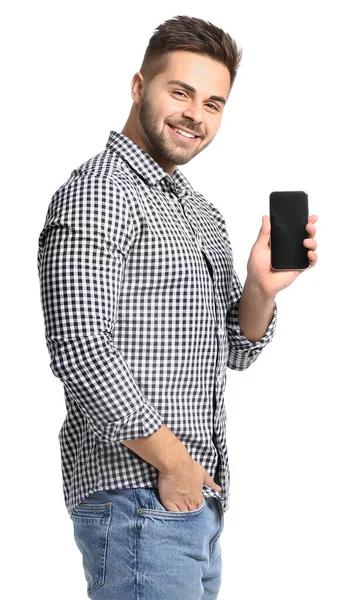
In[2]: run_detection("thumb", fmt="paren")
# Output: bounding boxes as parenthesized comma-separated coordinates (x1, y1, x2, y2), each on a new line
(256, 215, 271, 245)
(204, 471, 222, 492)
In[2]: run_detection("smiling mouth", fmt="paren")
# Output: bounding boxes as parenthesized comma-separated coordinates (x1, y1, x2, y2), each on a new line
(167, 124, 201, 140)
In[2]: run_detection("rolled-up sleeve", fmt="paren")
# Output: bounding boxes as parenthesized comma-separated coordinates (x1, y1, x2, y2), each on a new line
(207, 200, 277, 371)
(226, 269, 277, 370)
(37, 172, 164, 442)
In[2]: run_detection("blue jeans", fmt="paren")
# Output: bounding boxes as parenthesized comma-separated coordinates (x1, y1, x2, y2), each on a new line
(71, 486, 224, 599)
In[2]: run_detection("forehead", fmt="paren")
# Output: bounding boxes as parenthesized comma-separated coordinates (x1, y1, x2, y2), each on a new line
(158, 50, 231, 97)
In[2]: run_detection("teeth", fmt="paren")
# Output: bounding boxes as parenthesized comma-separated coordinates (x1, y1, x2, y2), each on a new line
(174, 128, 196, 139)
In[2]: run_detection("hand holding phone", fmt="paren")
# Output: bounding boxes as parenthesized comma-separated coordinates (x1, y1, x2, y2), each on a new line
(270, 191, 309, 270)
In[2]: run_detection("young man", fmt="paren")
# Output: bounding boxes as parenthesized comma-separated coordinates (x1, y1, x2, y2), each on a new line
(37, 14, 318, 600)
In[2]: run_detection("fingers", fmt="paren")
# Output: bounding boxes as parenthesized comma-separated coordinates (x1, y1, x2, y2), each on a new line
(303, 237, 317, 252)
(304, 237, 318, 269)
(304, 216, 318, 267)
(256, 215, 270, 242)
(211, 476, 221, 492)
(305, 215, 318, 266)
(306, 215, 318, 237)
(307, 250, 318, 268)
(306, 223, 316, 238)
(204, 471, 222, 491)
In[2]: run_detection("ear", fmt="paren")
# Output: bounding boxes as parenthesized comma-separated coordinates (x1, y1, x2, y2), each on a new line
(131, 72, 145, 104)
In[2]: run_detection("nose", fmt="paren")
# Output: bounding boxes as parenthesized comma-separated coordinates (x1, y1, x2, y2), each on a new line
(181, 99, 204, 125)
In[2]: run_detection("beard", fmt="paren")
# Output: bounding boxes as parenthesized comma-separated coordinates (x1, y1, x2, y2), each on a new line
(137, 90, 212, 166)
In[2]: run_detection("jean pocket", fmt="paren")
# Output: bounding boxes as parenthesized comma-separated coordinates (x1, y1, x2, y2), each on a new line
(136, 488, 206, 519)
(70, 501, 112, 596)
(209, 498, 224, 558)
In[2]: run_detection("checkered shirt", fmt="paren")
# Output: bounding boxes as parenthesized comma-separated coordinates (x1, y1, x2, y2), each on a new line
(37, 131, 277, 515)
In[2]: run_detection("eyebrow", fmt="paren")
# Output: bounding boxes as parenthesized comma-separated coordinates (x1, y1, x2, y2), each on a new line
(167, 80, 227, 105)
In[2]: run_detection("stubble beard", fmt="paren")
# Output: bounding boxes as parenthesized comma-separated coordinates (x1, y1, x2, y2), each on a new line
(137, 92, 210, 166)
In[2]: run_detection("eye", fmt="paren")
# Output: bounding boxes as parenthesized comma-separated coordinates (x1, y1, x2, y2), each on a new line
(172, 91, 219, 112)
(206, 103, 220, 111)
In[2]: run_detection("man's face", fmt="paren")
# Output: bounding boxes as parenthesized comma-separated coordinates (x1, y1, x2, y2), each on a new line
(134, 51, 231, 175)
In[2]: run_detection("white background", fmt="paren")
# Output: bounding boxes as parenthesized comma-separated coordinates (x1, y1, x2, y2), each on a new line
(2, 1, 357, 598)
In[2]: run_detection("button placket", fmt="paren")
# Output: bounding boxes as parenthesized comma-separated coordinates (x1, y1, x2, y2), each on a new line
(180, 202, 203, 250)
(171, 186, 225, 386)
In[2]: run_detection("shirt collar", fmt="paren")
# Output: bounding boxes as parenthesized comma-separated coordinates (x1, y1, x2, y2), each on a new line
(106, 130, 194, 198)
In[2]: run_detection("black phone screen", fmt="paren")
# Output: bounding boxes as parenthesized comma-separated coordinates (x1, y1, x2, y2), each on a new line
(270, 191, 309, 270)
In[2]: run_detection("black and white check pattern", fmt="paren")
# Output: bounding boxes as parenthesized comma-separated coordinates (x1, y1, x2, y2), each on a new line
(37, 131, 277, 515)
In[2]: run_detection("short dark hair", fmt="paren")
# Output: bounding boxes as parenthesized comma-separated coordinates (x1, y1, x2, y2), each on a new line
(139, 15, 242, 93)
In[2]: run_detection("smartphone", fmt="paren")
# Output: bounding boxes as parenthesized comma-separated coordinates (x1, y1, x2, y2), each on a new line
(270, 191, 309, 270)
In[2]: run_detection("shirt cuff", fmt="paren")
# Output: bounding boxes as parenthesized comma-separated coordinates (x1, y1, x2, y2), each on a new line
(103, 401, 164, 443)
(226, 300, 278, 369)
